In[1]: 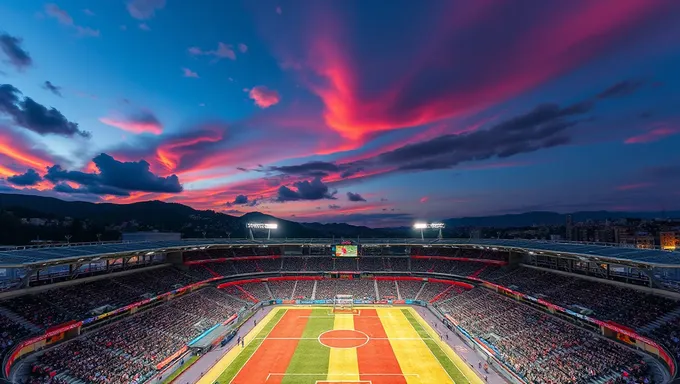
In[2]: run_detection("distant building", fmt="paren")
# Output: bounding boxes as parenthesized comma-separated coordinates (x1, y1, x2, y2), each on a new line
(470, 229, 482, 239)
(660, 231, 677, 251)
(565, 215, 573, 241)
(122, 232, 181, 242)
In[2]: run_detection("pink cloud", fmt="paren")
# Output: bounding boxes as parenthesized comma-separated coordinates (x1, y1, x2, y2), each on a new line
(238, 43, 248, 53)
(616, 182, 653, 191)
(44, 3, 99, 37)
(188, 43, 236, 60)
(127, 0, 166, 20)
(99, 112, 163, 135)
(276, 6, 282, 15)
(420, 196, 429, 203)
(625, 124, 680, 144)
(182, 67, 199, 78)
(249, 86, 281, 108)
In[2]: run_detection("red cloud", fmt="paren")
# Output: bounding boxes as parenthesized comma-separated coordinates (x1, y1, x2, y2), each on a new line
(287, 0, 672, 151)
(249, 86, 281, 108)
(625, 125, 679, 144)
(0, 130, 54, 173)
(99, 113, 163, 135)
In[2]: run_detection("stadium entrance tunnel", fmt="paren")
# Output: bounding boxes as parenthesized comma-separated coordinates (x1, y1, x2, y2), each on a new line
(318, 329, 369, 349)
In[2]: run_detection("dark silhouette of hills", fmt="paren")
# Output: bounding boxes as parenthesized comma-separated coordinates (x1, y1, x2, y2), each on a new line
(0, 193, 677, 245)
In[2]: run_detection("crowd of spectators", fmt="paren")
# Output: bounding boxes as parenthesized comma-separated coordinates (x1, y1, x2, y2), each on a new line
(646, 317, 680, 368)
(281, 258, 304, 271)
(313, 280, 336, 300)
(269, 280, 296, 300)
(358, 257, 383, 270)
(489, 268, 679, 330)
(29, 288, 240, 384)
(397, 281, 424, 299)
(417, 282, 466, 303)
(439, 289, 649, 384)
(1, 313, 34, 358)
(377, 280, 398, 299)
(305, 258, 331, 271)
(1, 267, 200, 330)
(335, 279, 375, 300)
(293, 280, 315, 299)
(238, 282, 272, 301)
(411, 247, 507, 262)
(334, 258, 358, 271)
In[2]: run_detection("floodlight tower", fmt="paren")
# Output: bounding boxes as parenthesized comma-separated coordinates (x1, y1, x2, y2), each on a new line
(413, 222, 445, 240)
(246, 223, 278, 240)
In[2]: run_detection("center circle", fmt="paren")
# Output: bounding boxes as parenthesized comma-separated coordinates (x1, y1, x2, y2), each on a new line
(318, 329, 369, 349)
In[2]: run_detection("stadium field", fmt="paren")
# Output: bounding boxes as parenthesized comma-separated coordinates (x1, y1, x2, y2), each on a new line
(197, 306, 483, 384)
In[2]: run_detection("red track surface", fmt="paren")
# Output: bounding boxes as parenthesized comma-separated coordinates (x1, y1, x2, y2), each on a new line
(354, 309, 407, 384)
(231, 309, 311, 384)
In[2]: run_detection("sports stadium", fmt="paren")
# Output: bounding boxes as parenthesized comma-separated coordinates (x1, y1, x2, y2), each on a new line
(0, 232, 679, 384)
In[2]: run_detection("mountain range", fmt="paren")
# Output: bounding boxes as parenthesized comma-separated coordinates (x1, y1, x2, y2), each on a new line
(0, 193, 678, 244)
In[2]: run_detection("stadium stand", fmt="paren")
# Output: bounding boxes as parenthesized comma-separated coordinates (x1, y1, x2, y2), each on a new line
(0, 243, 675, 384)
(281, 257, 304, 271)
(489, 268, 680, 329)
(438, 288, 651, 384)
(376, 280, 398, 299)
(269, 280, 295, 300)
(239, 282, 271, 301)
(29, 288, 240, 384)
(397, 280, 424, 300)
(292, 280, 315, 299)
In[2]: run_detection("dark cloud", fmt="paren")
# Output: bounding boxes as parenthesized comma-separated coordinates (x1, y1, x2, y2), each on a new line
(53, 183, 129, 196)
(7, 169, 42, 186)
(42, 81, 62, 96)
(347, 191, 366, 202)
(369, 101, 592, 171)
(0, 84, 90, 138)
(47, 153, 183, 195)
(0, 33, 32, 70)
(270, 161, 340, 178)
(380, 198, 388, 202)
(329, 204, 341, 209)
(277, 177, 337, 202)
(226, 194, 258, 207)
(597, 80, 645, 99)
(340, 167, 363, 178)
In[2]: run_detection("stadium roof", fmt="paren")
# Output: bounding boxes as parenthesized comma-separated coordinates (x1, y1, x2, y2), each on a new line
(0, 238, 678, 268)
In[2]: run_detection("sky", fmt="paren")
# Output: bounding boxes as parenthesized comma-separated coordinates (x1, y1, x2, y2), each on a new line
(1, 0, 680, 227)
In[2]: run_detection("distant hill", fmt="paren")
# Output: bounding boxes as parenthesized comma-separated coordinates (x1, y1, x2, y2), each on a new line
(1, 193, 678, 244)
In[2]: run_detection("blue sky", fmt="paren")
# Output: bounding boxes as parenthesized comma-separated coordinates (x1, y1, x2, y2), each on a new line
(1, 0, 680, 227)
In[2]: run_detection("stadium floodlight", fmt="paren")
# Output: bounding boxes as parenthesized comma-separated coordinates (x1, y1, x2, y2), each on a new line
(413, 222, 446, 240)
(246, 223, 278, 240)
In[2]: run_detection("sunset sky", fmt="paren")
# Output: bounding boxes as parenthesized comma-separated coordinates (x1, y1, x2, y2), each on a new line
(1, 0, 679, 227)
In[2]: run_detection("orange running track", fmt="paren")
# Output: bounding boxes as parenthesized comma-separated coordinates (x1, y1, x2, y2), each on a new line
(354, 309, 407, 384)
(231, 309, 312, 384)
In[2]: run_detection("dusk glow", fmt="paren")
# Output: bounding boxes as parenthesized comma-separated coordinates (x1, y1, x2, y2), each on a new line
(1, 0, 679, 226)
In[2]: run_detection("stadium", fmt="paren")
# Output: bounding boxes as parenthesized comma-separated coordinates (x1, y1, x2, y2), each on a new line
(0, 229, 678, 384)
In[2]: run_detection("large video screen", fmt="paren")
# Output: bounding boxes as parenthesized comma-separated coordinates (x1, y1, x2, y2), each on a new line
(334, 245, 358, 257)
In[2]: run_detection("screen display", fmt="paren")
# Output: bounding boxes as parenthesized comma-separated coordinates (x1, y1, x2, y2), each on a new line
(334, 245, 358, 257)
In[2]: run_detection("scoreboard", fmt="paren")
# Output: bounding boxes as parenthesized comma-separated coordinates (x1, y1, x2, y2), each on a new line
(332, 244, 358, 257)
